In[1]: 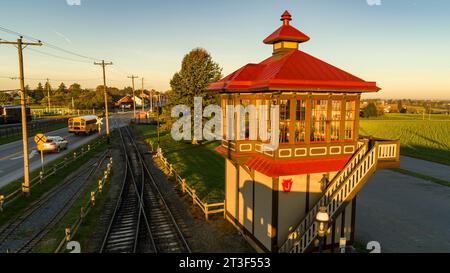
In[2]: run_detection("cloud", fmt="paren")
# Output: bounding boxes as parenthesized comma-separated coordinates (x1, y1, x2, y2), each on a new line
(367, 0, 382, 6)
(55, 31, 72, 44)
(66, 0, 81, 6)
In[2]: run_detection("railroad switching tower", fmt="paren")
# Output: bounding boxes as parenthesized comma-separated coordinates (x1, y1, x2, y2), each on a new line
(208, 11, 400, 253)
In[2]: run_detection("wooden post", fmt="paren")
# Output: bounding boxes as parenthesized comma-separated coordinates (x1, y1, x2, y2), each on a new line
(65, 228, 71, 242)
(0, 195, 4, 213)
(90, 192, 95, 208)
(192, 190, 196, 205)
(223, 200, 226, 219)
(80, 207, 86, 221)
(205, 203, 209, 221)
(181, 179, 186, 193)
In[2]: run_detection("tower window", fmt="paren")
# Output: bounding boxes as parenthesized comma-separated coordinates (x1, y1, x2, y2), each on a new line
(311, 100, 328, 142)
(279, 99, 291, 144)
(331, 100, 342, 142)
(294, 100, 306, 143)
(345, 100, 356, 141)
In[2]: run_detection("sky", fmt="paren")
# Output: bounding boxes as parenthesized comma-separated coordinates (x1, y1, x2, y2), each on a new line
(0, 0, 449, 99)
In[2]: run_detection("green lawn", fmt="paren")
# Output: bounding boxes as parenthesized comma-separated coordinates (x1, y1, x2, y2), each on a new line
(360, 116, 450, 165)
(134, 125, 225, 202)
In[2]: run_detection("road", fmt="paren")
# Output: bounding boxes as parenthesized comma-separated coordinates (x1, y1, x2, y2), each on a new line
(356, 169, 450, 253)
(0, 113, 132, 188)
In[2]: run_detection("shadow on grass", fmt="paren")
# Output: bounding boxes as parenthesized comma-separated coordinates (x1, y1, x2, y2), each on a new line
(401, 145, 450, 166)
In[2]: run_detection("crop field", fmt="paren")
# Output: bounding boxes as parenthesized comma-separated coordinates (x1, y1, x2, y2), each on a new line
(360, 115, 450, 165)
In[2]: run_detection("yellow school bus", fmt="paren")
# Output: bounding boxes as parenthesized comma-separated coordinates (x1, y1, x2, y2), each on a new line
(68, 115, 99, 135)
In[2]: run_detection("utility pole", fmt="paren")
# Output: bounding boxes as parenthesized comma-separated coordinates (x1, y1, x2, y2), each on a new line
(141, 78, 145, 112)
(127, 75, 139, 119)
(46, 78, 51, 113)
(157, 93, 161, 149)
(0, 37, 42, 195)
(94, 60, 113, 143)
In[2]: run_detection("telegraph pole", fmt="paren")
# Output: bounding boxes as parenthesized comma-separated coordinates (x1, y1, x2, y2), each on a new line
(95, 60, 113, 143)
(0, 37, 43, 194)
(141, 78, 145, 112)
(127, 75, 139, 119)
(157, 93, 161, 149)
(46, 78, 51, 113)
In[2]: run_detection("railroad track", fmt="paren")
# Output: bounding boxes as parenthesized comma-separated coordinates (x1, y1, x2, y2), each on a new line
(100, 126, 190, 253)
(0, 151, 109, 253)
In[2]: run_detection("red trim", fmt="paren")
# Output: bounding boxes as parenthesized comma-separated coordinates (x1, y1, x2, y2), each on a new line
(245, 155, 351, 177)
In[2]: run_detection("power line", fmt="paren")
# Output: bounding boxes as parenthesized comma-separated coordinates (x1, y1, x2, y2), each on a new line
(28, 48, 93, 64)
(0, 25, 101, 62)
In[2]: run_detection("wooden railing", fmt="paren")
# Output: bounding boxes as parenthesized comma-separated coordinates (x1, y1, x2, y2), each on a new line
(157, 150, 225, 221)
(378, 142, 398, 160)
(54, 157, 113, 253)
(279, 139, 399, 253)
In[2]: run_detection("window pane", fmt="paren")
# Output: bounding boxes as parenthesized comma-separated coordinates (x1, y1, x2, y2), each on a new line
(279, 99, 291, 143)
(311, 99, 328, 142)
(294, 100, 306, 143)
(331, 100, 342, 142)
(345, 101, 356, 140)
(241, 99, 251, 139)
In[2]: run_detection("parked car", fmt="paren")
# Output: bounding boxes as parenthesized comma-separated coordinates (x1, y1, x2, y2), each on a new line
(42, 136, 68, 153)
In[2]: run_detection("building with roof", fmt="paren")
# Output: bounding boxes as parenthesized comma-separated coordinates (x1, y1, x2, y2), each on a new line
(209, 11, 400, 253)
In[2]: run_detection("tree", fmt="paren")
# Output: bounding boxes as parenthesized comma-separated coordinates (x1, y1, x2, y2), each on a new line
(31, 82, 45, 102)
(397, 100, 404, 113)
(0, 92, 12, 105)
(57, 82, 67, 94)
(167, 48, 222, 133)
(169, 48, 222, 107)
(363, 102, 379, 118)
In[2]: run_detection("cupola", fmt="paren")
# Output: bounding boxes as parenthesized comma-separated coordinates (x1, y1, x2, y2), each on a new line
(263, 10, 310, 53)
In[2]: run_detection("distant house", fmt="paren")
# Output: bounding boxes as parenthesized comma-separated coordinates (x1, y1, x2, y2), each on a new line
(115, 95, 144, 110)
(115, 96, 134, 109)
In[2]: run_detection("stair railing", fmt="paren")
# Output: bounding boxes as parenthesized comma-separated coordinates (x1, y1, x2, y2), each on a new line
(279, 142, 379, 253)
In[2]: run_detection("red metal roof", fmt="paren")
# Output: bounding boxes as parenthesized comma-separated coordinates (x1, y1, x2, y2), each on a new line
(245, 155, 351, 177)
(208, 11, 380, 93)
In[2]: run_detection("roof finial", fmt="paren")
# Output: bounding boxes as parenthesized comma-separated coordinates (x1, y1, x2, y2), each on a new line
(281, 10, 292, 26)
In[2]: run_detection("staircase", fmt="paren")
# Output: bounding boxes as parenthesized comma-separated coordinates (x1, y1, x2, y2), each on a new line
(279, 139, 399, 253)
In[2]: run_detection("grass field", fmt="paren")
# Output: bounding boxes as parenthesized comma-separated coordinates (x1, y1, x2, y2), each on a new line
(360, 114, 450, 165)
(134, 125, 225, 202)
(362, 113, 450, 121)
